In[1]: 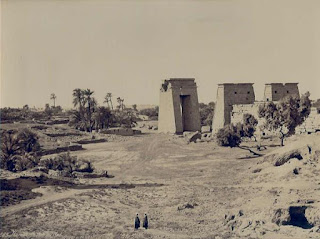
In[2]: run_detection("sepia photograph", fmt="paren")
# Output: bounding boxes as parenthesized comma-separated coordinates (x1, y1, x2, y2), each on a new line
(1, 0, 320, 238)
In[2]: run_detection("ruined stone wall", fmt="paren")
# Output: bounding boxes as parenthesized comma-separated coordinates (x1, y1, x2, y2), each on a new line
(158, 79, 201, 134)
(230, 103, 262, 125)
(296, 107, 320, 134)
(230, 102, 268, 137)
(212, 83, 255, 133)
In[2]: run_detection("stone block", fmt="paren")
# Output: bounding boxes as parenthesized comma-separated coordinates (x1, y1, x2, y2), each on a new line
(201, 126, 211, 133)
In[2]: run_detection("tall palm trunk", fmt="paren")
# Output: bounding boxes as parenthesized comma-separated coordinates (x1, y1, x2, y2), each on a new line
(110, 99, 113, 110)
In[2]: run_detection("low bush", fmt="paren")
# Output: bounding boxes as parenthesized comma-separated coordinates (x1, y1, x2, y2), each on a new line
(139, 107, 159, 120)
(199, 102, 215, 126)
(216, 124, 241, 147)
(1, 129, 40, 172)
(40, 152, 94, 176)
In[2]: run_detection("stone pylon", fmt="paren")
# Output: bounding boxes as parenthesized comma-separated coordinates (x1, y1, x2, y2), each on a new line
(212, 83, 255, 133)
(158, 78, 201, 134)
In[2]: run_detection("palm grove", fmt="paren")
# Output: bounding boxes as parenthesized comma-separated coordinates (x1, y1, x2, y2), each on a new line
(0, 89, 141, 172)
(0, 88, 314, 173)
(69, 88, 138, 132)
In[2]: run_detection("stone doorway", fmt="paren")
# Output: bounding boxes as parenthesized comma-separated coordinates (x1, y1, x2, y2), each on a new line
(158, 78, 201, 133)
(180, 95, 192, 131)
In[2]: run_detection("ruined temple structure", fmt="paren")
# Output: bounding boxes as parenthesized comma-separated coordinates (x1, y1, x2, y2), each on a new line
(158, 78, 201, 134)
(212, 83, 255, 133)
(212, 83, 301, 133)
(264, 83, 299, 101)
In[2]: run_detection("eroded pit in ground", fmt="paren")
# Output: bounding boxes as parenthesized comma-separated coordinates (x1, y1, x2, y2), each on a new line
(273, 206, 314, 229)
(287, 206, 314, 229)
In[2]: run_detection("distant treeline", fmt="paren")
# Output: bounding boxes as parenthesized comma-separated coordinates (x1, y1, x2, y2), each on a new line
(1, 105, 63, 122)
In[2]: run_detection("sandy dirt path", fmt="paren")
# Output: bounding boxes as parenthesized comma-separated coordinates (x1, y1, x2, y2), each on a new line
(1, 133, 319, 239)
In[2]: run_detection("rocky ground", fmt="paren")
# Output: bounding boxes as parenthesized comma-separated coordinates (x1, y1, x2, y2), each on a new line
(1, 130, 320, 239)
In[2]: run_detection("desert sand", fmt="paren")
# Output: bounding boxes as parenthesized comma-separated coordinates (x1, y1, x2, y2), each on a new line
(1, 131, 320, 239)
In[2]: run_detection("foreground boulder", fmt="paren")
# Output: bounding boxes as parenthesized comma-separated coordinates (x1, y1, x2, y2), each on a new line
(184, 131, 201, 143)
(262, 134, 320, 167)
(201, 126, 211, 133)
(274, 150, 303, 166)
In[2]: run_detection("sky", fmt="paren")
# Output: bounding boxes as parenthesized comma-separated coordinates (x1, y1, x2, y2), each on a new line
(1, 0, 320, 108)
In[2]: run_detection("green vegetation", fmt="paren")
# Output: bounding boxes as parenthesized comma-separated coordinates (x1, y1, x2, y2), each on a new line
(139, 106, 159, 120)
(216, 114, 261, 155)
(50, 93, 57, 107)
(70, 88, 138, 131)
(116, 97, 125, 111)
(199, 102, 215, 127)
(237, 114, 258, 140)
(312, 98, 320, 108)
(104, 93, 114, 110)
(0, 129, 40, 172)
(40, 152, 94, 176)
(258, 93, 311, 146)
(216, 93, 311, 150)
(70, 88, 99, 132)
(1, 105, 63, 123)
(216, 124, 242, 148)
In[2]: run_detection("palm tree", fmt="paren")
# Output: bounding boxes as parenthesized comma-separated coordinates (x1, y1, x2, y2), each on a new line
(17, 129, 40, 153)
(104, 93, 113, 110)
(117, 97, 125, 111)
(50, 93, 57, 107)
(72, 88, 84, 112)
(83, 89, 95, 132)
(93, 106, 112, 130)
(91, 97, 97, 111)
(108, 93, 113, 110)
(1, 129, 40, 171)
(72, 89, 87, 130)
(117, 97, 121, 110)
(121, 99, 125, 110)
(83, 89, 94, 112)
(68, 110, 87, 131)
(104, 95, 110, 109)
(132, 104, 137, 111)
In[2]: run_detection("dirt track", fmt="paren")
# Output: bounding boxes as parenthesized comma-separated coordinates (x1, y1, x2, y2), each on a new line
(1, 133, 319, 238)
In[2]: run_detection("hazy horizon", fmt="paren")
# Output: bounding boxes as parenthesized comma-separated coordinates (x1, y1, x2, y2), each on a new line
(1, 0, 320, 108)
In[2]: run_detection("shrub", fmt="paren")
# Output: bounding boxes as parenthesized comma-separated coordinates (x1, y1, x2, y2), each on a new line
(40, 152, 94, 175)
(1, 129, 40, 172)
(199, 102, 215, 126)
(216, 124, 241, 147)
(139, 107, 159, 120)
(241, 114, 258, 139)
(112, 110, 138, 128)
